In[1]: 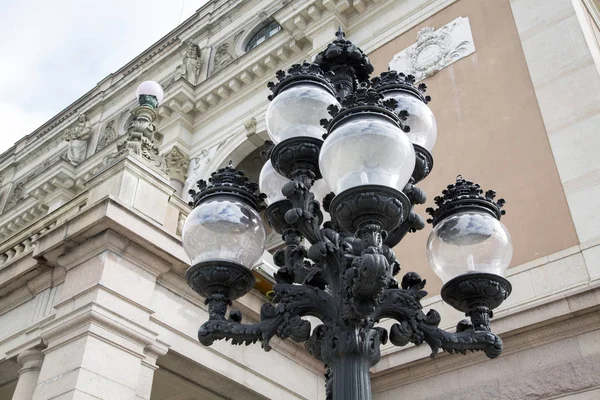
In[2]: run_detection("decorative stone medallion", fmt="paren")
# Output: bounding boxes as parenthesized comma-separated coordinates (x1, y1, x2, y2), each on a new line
(389, 17, 475, 82)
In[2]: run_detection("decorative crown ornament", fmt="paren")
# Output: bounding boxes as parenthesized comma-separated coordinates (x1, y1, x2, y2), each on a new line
(416, 26, 436, 42)
(267, 62, 335, 100)
(320, 82, 410, 137)
(426, 175, 506, 226)
(188, 162, 266, 210)
(314, 27, 375, 82)
(371, 70, 432, 104)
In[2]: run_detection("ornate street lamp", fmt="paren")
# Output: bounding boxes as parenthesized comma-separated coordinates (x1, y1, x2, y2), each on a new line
(182, 30, 513, 400)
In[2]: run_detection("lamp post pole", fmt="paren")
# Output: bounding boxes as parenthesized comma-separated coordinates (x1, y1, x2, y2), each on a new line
(181, 30, 513, 400)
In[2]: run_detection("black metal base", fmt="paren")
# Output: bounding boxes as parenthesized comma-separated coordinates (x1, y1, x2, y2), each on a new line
(270, 136, 323, 180)
(441, 272, 512, 313)
(264, 200, 293, 234)
(412, 144, 433, 184)
(329, 185, 410, 233)
(186, 260, 256, 301)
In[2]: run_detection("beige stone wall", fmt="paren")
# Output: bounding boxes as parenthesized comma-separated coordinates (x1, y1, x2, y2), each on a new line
(374, 307, 600, 399)
(369, 0, 579, 294)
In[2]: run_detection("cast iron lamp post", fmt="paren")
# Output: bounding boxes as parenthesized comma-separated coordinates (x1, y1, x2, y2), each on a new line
(181, 30, 513, 400)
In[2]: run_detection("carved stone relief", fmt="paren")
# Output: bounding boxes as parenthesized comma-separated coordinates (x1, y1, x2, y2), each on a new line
(244, 117, 257, 136)
(61, 113, 92, 165)
(183, 141, 226, 199)
(211, 43, 235, 74)
(96, 120, 117, 151)
(173, 41, 203, 85)
(4, 181, 26, 211)
(389, 16, 475, 82)
(164, 146, 191, 184)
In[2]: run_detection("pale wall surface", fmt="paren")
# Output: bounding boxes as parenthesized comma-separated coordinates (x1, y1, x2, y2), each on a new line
(370, 0, 579, 294)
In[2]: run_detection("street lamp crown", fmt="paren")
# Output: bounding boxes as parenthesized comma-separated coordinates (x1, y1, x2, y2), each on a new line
(320, 82, 410, 137)
(314, 28, 374, 83)
(371, 70, 432, 104)
(426, 175, 507, 226)
(188, 162, 266, 211)
(267, 62, 335, 100)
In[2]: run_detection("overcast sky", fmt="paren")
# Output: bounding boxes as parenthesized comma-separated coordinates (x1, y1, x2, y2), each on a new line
(0, 0, 209, 154)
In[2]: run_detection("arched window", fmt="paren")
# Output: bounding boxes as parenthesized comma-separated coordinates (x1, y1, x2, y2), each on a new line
(245, 20, 281, 52)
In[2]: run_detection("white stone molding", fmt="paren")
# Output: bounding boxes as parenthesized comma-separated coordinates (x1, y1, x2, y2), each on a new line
(0, 220, 56, 272)
(583, 0, 600, 31)
(389, 16, 475, 81)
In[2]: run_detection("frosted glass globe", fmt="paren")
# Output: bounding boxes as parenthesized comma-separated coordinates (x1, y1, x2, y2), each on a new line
(312, 178, 331, 222)
(182, 196, 266, 269)
(259, 160, 289, 205)
(385, 91, 437, 151)
(266, 83, 338, 143)
(319, 113, 415, 194)
(426, 210, 513, 283)
(312, 178, 331, 205)
(136, 81, 164, 103)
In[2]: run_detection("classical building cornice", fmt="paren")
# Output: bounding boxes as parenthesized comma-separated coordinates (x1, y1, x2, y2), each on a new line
(0, 0, 457, 249)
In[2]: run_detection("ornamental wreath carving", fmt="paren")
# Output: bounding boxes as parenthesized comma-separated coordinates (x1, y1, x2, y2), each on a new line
(389, 16, 475, 82)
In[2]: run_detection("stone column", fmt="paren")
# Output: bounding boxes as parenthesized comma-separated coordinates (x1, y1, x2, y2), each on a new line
(12, 349, 44, 400)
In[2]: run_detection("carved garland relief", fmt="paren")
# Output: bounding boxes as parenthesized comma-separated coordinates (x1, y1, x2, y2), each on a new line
(389, 16, 475, 82)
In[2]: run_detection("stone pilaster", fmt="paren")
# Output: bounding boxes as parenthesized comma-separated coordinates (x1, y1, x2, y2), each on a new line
(31, 228, 171, 400)
(163, 146, 190, 195)
(12, 348, 44, 400)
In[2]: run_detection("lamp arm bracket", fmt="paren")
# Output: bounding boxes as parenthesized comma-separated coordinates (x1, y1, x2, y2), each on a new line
(198, 284, 336, 351)
(373, 281, 504, 359)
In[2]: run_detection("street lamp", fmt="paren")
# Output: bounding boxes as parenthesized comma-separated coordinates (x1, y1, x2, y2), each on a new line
(182, 29, 513, 400)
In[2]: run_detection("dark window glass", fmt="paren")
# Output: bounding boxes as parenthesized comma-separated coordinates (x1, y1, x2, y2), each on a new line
(245, 21, 281, 52)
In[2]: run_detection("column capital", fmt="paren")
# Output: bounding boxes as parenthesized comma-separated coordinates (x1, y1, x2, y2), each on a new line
(16, 348, 44, 374)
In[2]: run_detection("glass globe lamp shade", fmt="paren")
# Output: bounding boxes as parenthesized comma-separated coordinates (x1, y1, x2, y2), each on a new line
(426, 210, 513, 283)
(312, 178, 331, 222)
(182, 195, 266, 269)
(311, 178, 330, 205)
(259, 160, 289, 205)
(319, 113, 415, 194)
(265, 83, 339, 143)
(136, 81, 165, 104)
(384, 90, 437, 151)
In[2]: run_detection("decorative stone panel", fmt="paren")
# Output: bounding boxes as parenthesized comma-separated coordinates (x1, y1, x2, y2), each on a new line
(389, 16, 475, 81)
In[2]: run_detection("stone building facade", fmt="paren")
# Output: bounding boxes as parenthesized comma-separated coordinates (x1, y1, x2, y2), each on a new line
(1, 0, 600, 399)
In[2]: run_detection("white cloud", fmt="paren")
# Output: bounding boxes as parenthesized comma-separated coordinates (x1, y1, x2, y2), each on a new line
(0, 0, 208, 153)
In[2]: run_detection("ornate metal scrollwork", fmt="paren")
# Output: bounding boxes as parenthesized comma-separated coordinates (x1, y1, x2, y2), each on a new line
(188, 30, 510, 400)
(194, 166, 506, 399)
